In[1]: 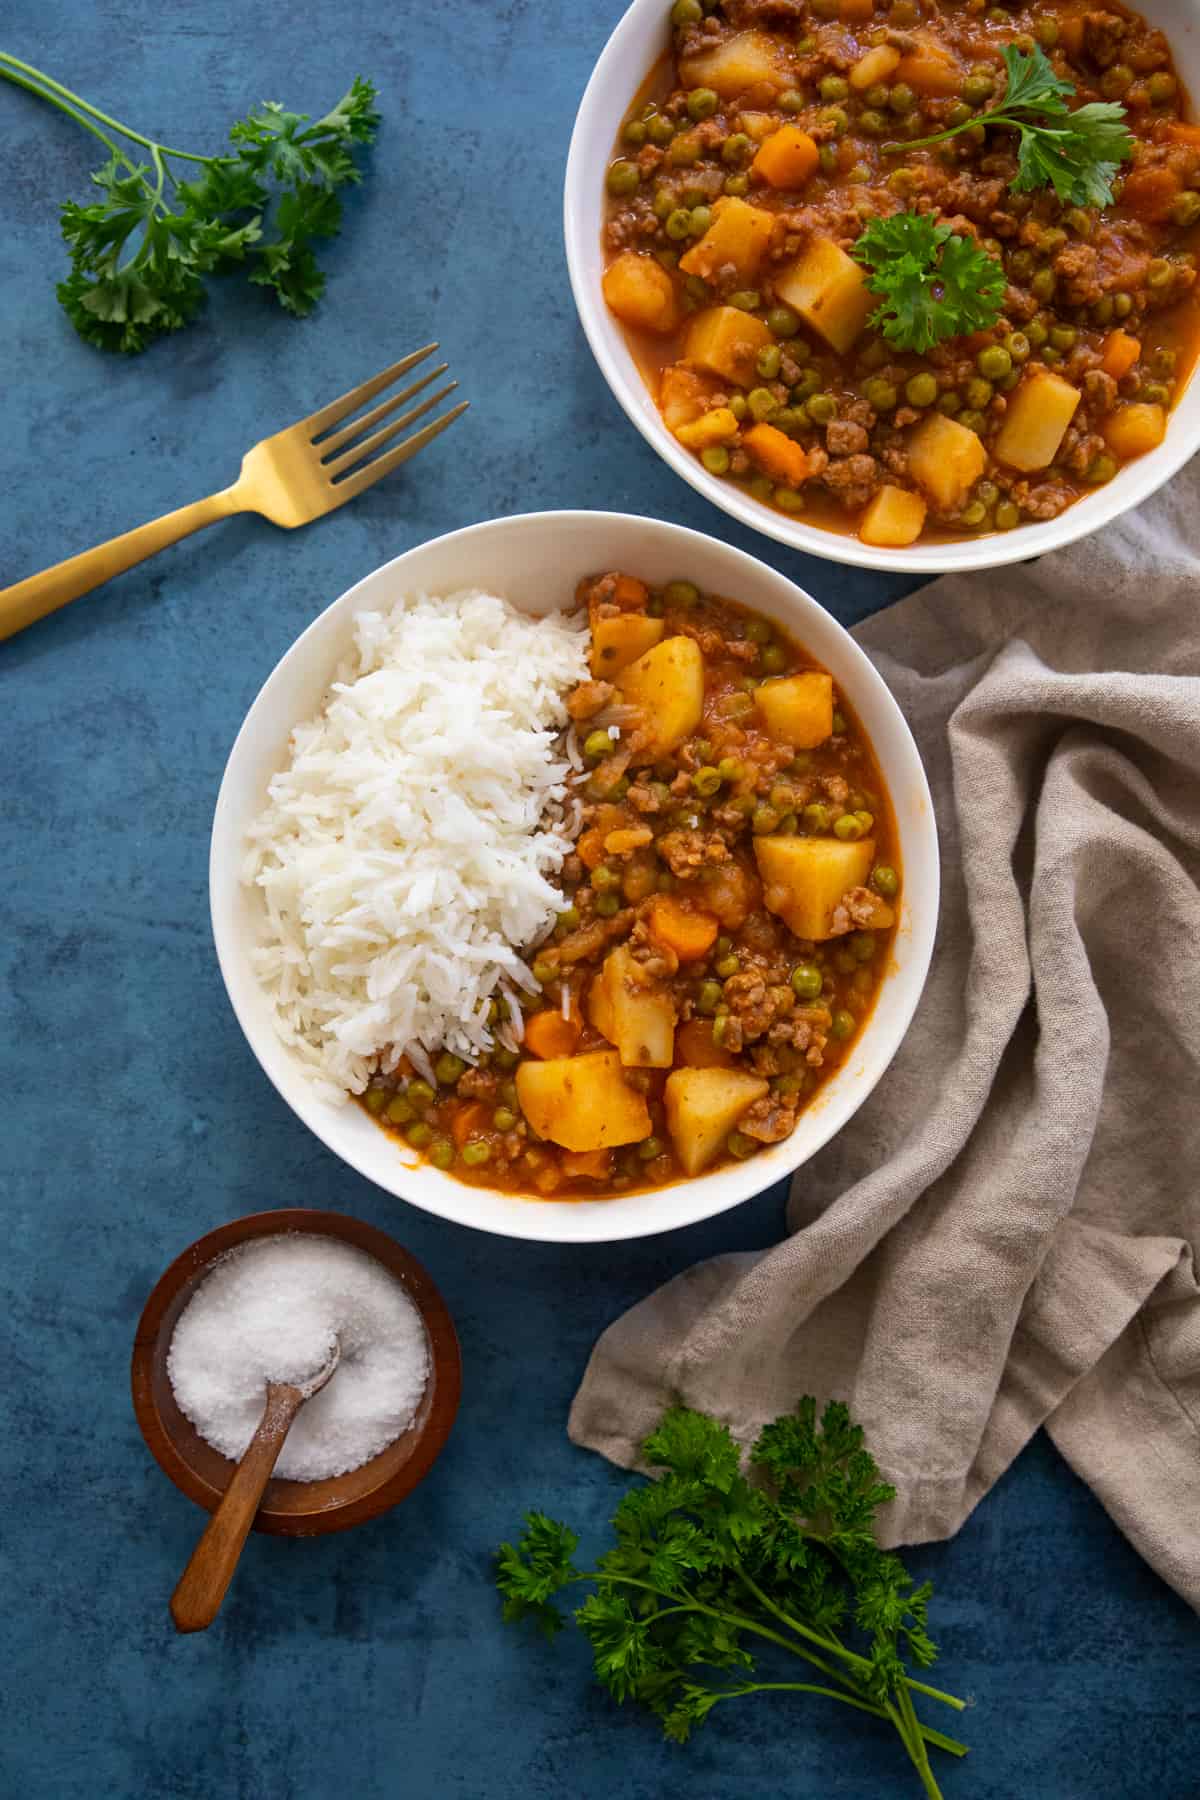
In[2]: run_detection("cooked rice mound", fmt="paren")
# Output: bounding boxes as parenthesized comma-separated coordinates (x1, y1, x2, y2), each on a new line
(245, 586, 589, 1101)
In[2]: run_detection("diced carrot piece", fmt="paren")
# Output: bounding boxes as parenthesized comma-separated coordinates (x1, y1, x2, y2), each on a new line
(612, 575, 648, 609)
(675, 1018, 738, 1069)
(1100, 329, 1141, 381)
(602, 252, 679, 333)
(576, 827, 608, 870)
(646, 894, 720, 962)
(523, 1009, 583, 1060)
(561, 1148, 612, 1180)
(743, 422, 811, 488)
(1121, 166, 1181, 223)
(839, 0, 874, 18)
(451, 1101, 491, 1148)
(1102, 401, 1167, 459)
(895, 42, 961, 97)
(1168, 122, 1200, 147)
(751, 125, 819, 190)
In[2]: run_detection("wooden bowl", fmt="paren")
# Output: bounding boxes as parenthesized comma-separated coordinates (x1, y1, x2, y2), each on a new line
(131, 1208, 462, 1537)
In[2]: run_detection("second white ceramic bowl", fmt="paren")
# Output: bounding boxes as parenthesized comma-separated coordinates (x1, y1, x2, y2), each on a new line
(564, 0, 1200, 573)
(210, 511, 938, 1243)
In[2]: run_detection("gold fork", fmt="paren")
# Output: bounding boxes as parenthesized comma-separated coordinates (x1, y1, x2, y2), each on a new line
(0, 344, 468, 643)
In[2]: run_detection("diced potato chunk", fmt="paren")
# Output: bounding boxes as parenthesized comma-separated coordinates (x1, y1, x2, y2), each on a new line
(772, 239, 873, 353)
(993, 371, 1081, 473)
(685, 305, 773, 384)
(615, 634, 704, 759)
(742, 423, 811, 488)
(754, 835, 875, 941)
(850, 44, 901, 89)
(751, 125, 819, 190)
(516, 1050, 651, 1152)
(679, 30, 790, 98)
(1102, 401, 1166, 460)
(587, 969, 616, 1042)
(895, 41, 962, 95)
(602, 252, 679, 334)
(596, 946, 677, 1068)
(907, 413, 986, 512)
(755, 671, 834, 748)
(664, 1068, 770, 1175)
(679, 196, 775, 283)
(589, 613, 665, 677)
(659, 364, 720, 432)
(675, 406, 740, 450)
(859, 484, 927, 548)
(737, 110, 778, 142)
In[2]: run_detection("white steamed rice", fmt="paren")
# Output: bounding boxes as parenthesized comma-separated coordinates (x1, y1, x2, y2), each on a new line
(244, 586, 590, 1101)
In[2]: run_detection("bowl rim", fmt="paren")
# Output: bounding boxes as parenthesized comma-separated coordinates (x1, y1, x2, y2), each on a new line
(209, 508, 939, 1243)
(562, 0, 1200, 574)
(131, 1207, 462, 1536)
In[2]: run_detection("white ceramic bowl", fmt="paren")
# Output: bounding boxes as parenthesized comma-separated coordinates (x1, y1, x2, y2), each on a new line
(210, 511, 938, 1243)
(564, 0, 1200, 574)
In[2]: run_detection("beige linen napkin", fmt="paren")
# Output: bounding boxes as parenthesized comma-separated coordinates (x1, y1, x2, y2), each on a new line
(570, 467, 1200, 1611)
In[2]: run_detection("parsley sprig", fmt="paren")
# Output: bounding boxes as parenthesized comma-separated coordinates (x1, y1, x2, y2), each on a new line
(896, 44, 1133, 208)
(854, 212, 1006, 352)
(497, 1401, 968, 1799)
(0, 51, 379, 352)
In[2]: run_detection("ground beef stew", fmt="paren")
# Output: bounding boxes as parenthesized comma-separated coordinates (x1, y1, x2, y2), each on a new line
(601, 0, 1200, 546)
(360, 573, 900, 1199)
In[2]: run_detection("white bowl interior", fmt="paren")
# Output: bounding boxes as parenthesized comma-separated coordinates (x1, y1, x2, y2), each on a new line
(211, 511, 938, 1242)
(564, 0, 1200, 573)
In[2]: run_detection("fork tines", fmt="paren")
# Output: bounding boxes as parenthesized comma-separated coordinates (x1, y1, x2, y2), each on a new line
(308, 344, 468, 498)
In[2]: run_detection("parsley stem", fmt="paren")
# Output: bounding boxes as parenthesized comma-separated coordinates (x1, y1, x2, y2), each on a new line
(724, 1680, 893, 1720)
(883, 108, 1014, 157)
(0, 61, 121, 160)
(896, 1680, 943, 1800)
(0, 52, 210, 162)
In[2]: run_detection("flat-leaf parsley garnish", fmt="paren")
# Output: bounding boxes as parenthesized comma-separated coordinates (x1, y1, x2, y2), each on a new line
(895, 45, 1133, 209)
(497, 1400, 969, 1799)
(853, 212, 1006, 353)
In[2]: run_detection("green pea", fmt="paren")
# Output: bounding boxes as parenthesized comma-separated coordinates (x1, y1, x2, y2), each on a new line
(1085, 453, 1118, 484)
(761, 644, 787, 674)
(889, 83, 915, 115)
(804, 801, 831, 831)
(1030, 267, 1057, 302)
(723, 172, 750, 197)
(584, 728, 614, 759)
(752, 804, 780, 835)
(665, 579, 700, 607)
(493, 1046, 519, 1072)
(820, 106, 848, 136)
(936, 391, 962, 416)
(1113, 292, 1133, 319)
(819, 143, 838, 174)
(364, 1086, 387, 1115)
(647, 113, 676, 146)
(434, 1051, 466, 1085)
(729, 394, 749, 421)
(747, 386, 778, 422)
(687, 86, 719, 120)
(888, 167, 916, 197)
(590, 863, 621, 891)
(637, 1135, 664, 1160)
(1140, 382, 1170, 405)
(701, 445, 731, 474)
(715, 954, 740, 979)
(1003, 332, 1030, 365)
(963, 377, 993, 410)
(606, 160, 640, 196)
(1035, 17, 1059, 45)
(977, 344, 1012, 382)
(791, 962, 823, 999)
(863, 376, 897, 412)
(623, 119, 647, 148)
(779, 87, 805, 114)
(1049, 324, 1077, 351)
(963, 74, 994, 106)
(595, 892, 620, 916)
(807, 392, 837, 423)
(671, 0, 702, 20)
(665, 207, 693, 241)
(1171, 191, 1200, 227)
(1039, 226, 1067, 256)
(1024, 318, 1048, 348)
(461, 1139, 490, 1167)
(957, 408, 986, 433)
(688, 205, 713, 237)
(858, 109, 888, 136)
(775, 487, 805, 513)
(712, 757, 740, 785)
(406, 1121, 434, 1149)
(430, 1138, 455, 1170)
(726, 1131, 757, 1160)
(1065, 207, 1094, 240)
(1038, 346, 1062, 367)
(531, 955, 557, 983)
(728, 288, 761, 311)
(768, 303, 800, 339)
(386, 1093, 415, 1125)
(756, 343, 783, 381)
(715, 935, 732, 956)
(744, 618, 771, 645)
(692, 765, 722, 796)
(905, 372, 938, 408)
(557, 906, 580, 933)
(722, 132, 753, 165)
(819, 73, 848, 101)
(792, 367, 822, 400)
(833, 812, 866, 841)
(1007, 248, 1035, 282)
(995, 499, 1020, 530)
(1147, 258, 1174, 290)
(959, 499, 988, 527)
(697, 980, 722, 1014)
(493, 1107, 517, 1132)
(651, 187, 675, 221)
(870, 864, 899, 898)
(830, 1009, 856, 1042)
(945, 101, 972, 128)
(408, 1079, 435, 1107)
(1148, 71, 1177, 104)
(1091, 296, 1115, 326)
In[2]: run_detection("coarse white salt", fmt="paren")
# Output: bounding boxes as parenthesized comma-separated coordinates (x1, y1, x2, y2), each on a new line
(167, 1234, 429, 1482)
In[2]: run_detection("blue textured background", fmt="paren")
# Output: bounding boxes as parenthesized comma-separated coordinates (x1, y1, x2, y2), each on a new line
(2, 3, 1196, 1796)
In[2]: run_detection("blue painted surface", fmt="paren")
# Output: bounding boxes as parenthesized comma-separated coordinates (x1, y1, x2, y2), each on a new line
(1, 3, 1196, 1796)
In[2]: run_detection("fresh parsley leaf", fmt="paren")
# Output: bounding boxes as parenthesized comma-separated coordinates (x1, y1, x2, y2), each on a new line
(0, 54, 379, 352)
(853, 212, 1006, 353)
(496, 1401, 969, 1797)
(896, 45, 1132, 209)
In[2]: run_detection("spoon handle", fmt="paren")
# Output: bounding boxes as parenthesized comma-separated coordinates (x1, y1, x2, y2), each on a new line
(170, 1383, 304, 1633)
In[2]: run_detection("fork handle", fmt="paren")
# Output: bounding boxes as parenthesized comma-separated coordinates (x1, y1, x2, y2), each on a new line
(0, 488, 241, 643)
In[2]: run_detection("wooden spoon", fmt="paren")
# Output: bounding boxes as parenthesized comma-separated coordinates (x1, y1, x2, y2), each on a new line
(170, 1342, 341, 1633)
